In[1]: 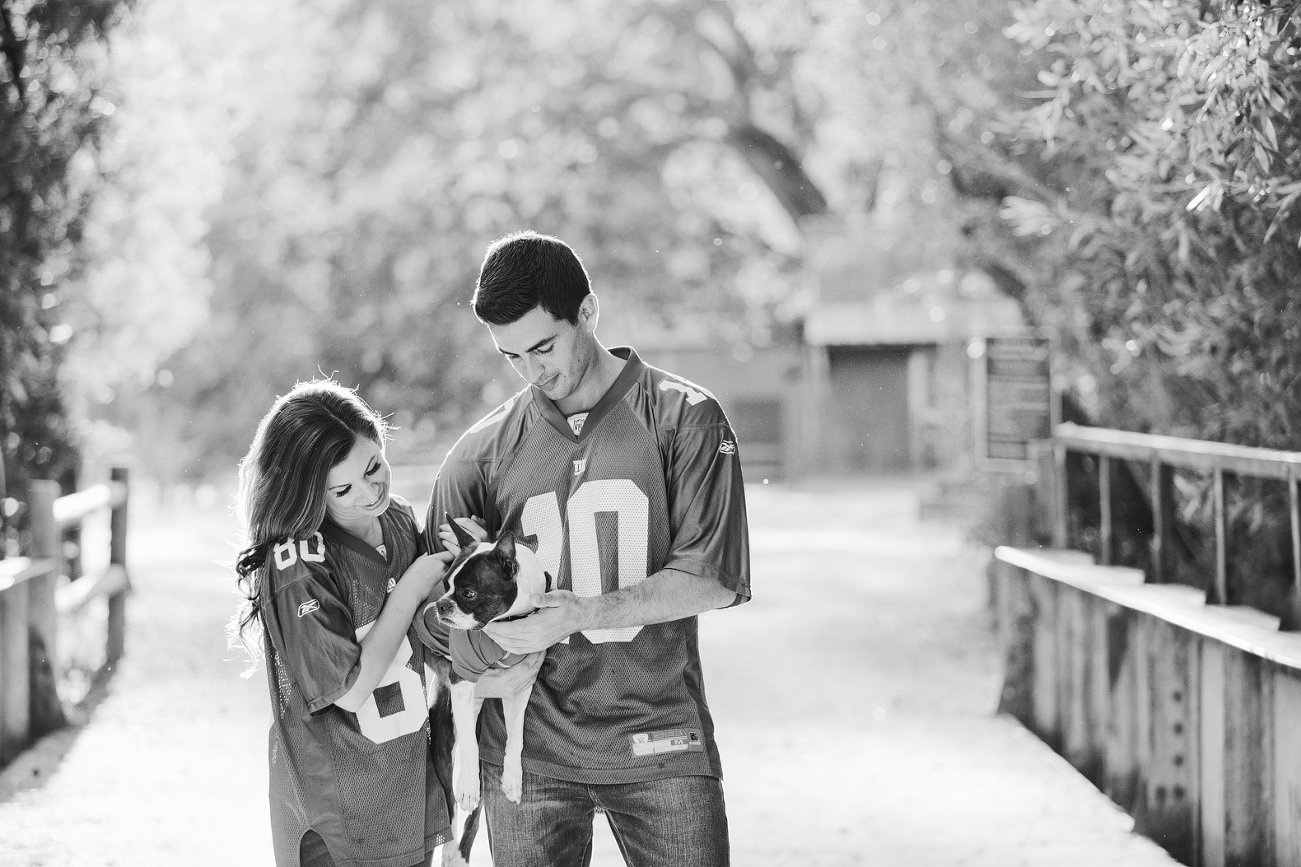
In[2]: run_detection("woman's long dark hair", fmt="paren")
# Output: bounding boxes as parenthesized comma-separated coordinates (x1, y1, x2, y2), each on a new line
(229, 380, 389, 667)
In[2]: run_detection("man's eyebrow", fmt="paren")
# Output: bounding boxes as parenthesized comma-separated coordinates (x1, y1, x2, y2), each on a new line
(498, 336, 555, 356)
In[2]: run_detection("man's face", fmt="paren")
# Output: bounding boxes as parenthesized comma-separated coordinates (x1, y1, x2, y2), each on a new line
(487, 300, 596, 405)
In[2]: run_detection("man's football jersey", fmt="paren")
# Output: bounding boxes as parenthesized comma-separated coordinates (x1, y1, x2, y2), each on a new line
(261, 497, 449, 867)
(426, 347, 750, 785)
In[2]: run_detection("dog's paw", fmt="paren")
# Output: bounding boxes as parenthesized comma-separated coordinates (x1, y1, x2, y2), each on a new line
(455, 784, 480, 813)
(454, 767, 480, 812)
(440, 841, 470, 867)
(501, 758, 523, 804)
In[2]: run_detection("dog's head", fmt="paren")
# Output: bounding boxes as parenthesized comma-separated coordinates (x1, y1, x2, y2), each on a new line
(433, 515, 526, 631)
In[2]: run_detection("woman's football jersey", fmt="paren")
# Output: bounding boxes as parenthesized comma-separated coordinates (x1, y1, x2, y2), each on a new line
(260, 497, 449, 867)
(426, 347, 751, 785)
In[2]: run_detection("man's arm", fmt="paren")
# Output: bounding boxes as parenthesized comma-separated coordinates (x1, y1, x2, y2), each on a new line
(483, 568, 736, 654)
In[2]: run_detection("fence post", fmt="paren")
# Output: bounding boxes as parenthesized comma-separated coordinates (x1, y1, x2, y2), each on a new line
(1053, 443, 1069, 548)
(27, 481, 61, 670)
(1209, 468, 1228, 606)
(1150, 459, 1175, 585)
(1099, 455, 1113, 566)
(106, 466, 129, 666)
(26, 481, 66, 737)
(0, 578, 29, 764)
(1283, 470, 1301, 631)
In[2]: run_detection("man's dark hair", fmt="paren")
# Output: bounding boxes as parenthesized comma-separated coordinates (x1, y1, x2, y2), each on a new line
(473, 231, 591, 326)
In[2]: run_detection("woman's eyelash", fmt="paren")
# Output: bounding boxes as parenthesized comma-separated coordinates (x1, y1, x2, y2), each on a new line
(333, 486, 350, 497)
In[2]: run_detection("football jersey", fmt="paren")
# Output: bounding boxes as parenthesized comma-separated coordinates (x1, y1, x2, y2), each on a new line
(425, 346, 750, 785)
(260, 497, 449, 867)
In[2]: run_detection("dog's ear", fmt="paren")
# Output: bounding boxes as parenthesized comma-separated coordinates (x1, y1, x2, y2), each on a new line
(492, 530, 517, 561)
(446, 513, 479, 551)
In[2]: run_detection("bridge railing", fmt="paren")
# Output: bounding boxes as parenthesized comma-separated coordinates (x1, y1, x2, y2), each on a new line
(0, 467, 129, 763)
(994, 426, 1301, 866)
(1047, 422, 1301, 627)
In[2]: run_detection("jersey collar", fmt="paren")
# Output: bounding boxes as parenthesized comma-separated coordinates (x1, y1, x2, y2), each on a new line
(320, 507, 394, 567)
(531, 346, 643, 443)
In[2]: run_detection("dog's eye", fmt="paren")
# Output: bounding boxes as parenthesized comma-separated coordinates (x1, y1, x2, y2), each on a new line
(458, 588, 477, 601)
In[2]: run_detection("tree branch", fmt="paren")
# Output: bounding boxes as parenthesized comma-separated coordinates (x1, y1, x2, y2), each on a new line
(724, 124, 828, 219)
(0, 0, 26, 105)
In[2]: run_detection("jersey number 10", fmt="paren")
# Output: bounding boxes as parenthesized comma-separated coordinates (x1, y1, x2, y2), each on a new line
(522, 478, 649, 644)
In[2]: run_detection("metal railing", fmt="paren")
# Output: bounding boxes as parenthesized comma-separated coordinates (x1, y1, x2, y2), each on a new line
(1048, 423, 1301, 629)
(0, 467, 129, 762)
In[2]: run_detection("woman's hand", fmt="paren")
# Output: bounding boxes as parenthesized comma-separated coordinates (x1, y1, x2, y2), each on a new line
(400, 550, 453, 597)
(437, 515, 488, 555)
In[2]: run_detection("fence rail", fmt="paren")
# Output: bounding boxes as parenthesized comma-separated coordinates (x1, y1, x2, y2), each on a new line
(1048, 422, 1301, 629)
(0, 467, 130, 763)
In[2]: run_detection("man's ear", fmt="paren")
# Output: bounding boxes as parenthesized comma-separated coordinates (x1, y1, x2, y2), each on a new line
(578, 294, 598, 332)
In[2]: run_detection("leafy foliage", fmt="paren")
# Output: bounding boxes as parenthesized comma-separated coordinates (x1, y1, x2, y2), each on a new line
(1004, 0, 1301, 449)
(109, 0, 1050, 476)
(995, 0, 1301, 612)
(0, 0, 130, 548)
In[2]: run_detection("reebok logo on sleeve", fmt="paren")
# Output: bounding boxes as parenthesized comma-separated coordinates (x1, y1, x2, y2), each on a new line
(297, 599, 320, 617)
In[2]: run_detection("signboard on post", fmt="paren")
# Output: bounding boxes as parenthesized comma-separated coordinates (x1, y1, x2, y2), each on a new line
(973, 334, 1055, 471)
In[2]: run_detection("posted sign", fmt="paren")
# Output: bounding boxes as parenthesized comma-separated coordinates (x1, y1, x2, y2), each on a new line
(977, 335, 1053, 469)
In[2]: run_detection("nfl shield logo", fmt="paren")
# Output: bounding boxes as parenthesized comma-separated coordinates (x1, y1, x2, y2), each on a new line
(573, 458, 586, 476)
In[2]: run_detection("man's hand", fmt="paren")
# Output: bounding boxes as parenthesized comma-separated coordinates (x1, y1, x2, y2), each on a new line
(483, 590, 590, 654)
(472, 650, 545, 699)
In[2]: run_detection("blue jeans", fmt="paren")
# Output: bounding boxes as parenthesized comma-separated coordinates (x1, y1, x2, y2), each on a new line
(480, 762, 730, 867)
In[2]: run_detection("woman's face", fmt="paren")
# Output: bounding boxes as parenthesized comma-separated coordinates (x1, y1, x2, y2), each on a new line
(324, 435, 391, 528)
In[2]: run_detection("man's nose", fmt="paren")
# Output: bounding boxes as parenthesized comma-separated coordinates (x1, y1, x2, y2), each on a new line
(514, 356, 538, 382)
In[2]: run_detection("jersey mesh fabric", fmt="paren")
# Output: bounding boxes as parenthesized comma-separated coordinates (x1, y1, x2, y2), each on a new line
(262, 498, 449, 867)
(427, 347, 750, 785)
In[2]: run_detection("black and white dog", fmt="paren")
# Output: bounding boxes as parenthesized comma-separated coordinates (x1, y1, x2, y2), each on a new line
(421, 516, 550, 862)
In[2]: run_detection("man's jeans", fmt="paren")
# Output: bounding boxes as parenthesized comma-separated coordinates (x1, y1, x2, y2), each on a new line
(480, 761, 730, 867)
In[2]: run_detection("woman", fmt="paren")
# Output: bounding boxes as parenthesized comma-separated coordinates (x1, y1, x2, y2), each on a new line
(232, 380, 452, 867)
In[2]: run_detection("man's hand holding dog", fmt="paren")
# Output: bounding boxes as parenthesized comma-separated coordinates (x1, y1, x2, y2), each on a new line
(483, 590, 591, 654)
(485, 569, 737, 655)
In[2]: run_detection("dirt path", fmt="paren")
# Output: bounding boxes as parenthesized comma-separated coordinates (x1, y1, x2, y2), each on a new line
(0, 480, 1177, 866)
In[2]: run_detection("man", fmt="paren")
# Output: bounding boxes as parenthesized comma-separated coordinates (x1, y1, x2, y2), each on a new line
(425, 230, 750, 866)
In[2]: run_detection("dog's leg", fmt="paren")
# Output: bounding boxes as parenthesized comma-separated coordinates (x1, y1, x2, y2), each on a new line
(450, 680, 485, 812)
(499, 681, 536, 804)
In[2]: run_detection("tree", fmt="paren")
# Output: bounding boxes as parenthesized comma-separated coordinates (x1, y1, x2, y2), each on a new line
(1003, 0, 1301, 448)
(0, 0, 132, 550)
(992, 0, 1301, 616)
(92, 0, 1052, 477)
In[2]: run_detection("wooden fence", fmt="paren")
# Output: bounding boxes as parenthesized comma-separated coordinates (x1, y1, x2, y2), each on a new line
(995, 427, 1301, 866)
(0, 468, 129, 763)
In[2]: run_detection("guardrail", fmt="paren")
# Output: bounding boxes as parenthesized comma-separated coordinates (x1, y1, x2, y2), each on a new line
(0, 467, 129, 763)
(1047, 422, 1301, 628)
(994, 423, 1301, 865)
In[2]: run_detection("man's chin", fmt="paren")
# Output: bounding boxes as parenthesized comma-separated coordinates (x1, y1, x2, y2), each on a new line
(538, 382, 570, 401)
